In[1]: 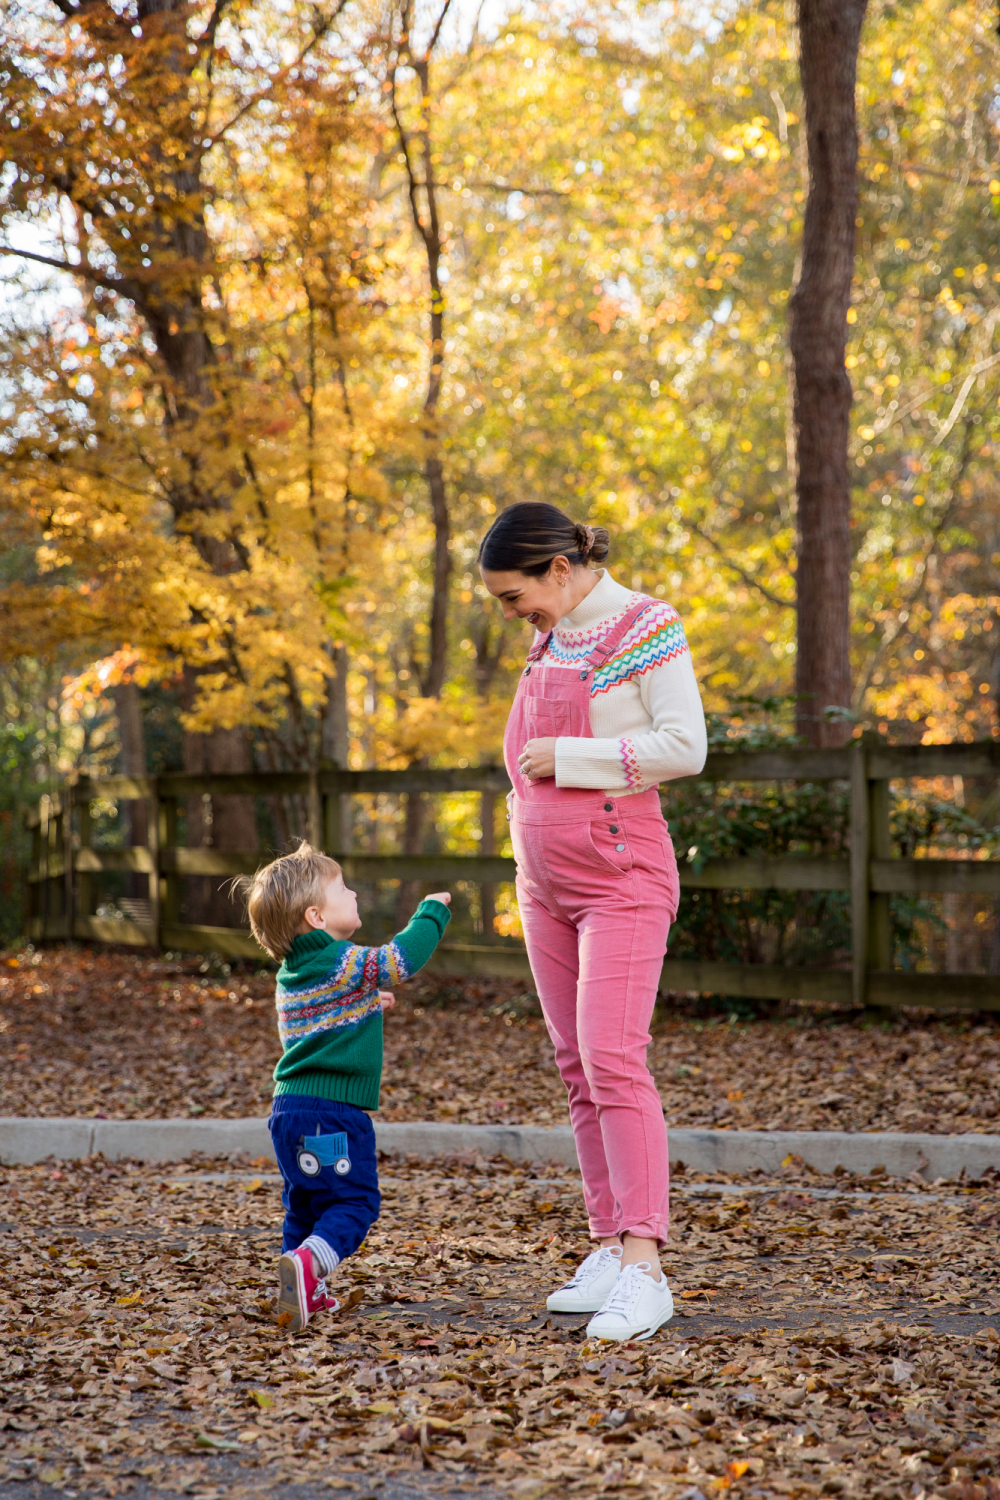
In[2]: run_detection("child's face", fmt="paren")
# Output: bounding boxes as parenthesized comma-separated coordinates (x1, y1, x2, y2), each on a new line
(301, 874, 360, 940)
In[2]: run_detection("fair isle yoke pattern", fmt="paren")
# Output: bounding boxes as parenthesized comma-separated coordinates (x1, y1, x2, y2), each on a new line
(275, 939, 407, 1048)
(544, 595, 689, 696)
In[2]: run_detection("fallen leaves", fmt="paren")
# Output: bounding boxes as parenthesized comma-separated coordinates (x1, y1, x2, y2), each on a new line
(194, 1432, 243, 1452)
(2, 1151, 1000, 1498)
(3, 944, 1000, 1134)
(3, 943, 1000, 1496)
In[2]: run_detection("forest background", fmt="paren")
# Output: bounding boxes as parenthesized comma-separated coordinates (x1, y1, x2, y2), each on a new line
(2, 0, 1000, 953)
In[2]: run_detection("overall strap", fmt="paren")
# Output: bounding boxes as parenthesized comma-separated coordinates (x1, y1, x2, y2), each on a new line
(525, 630, 553, 666)
(581, 598, 656, 676)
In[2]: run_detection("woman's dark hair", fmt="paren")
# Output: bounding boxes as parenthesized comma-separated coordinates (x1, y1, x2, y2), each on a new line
(478, 501, 610, 577)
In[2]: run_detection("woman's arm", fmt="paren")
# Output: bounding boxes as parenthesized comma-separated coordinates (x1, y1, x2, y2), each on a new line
(554, 611, 707, 791)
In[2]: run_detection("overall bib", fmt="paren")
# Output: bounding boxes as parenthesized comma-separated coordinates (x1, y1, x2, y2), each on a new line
(504, 600, 680, 1245)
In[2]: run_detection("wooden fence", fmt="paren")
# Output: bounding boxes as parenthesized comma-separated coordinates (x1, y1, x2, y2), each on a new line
(24, 738, 1000, 1012)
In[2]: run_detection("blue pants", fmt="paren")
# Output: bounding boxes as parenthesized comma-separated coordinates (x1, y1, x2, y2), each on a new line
(268, 1095, 380, 1263)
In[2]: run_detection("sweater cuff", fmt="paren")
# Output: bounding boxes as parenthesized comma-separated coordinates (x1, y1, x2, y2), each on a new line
(555, 736, 631, 790)
(413, 898, 451, 936)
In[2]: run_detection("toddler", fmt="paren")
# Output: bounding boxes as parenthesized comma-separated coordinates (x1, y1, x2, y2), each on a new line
(237, 842, 451, 1331)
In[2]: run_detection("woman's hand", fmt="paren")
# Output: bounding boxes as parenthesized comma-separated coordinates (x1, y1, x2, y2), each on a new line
(518, 737, 557, 781)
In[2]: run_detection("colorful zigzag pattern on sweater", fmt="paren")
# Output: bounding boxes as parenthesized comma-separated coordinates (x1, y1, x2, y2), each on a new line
(275, 940, 407, 1048)
(545, 595, 689, 696)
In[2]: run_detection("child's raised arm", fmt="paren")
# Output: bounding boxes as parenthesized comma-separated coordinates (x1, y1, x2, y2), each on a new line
(360, 894, 451, 990)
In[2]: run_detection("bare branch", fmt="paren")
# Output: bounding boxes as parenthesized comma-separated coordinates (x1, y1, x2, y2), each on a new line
(466, 180, 571, 197)
(425, 0, 455, 59)
(853, 421, 975, 707)
(874, 349, 1000, 437)
(199, 0, 230, 51)
(687, 519, 797, 611)
(202, 1, 347, 149)
(389, 74, 430, 250)
(0, 244, 140, 301)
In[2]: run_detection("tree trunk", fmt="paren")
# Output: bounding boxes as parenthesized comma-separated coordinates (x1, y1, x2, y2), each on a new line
(112, 680, 149, 905)
(321, 642, 352, 853)
(789, 0, 868, 746)
(423, 453, 451, 698)
(181, 666, 258, 927)
(393, 46, 452, 700)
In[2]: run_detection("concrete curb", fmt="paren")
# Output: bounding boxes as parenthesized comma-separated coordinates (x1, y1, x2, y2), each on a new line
(2, 1117, 1000, 1181)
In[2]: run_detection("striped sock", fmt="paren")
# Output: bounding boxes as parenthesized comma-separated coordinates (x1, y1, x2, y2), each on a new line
(301, 1235, 339, 1277)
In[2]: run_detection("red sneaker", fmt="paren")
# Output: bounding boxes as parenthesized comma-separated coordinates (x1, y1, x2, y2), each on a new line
(277, 1248, 340, 1332)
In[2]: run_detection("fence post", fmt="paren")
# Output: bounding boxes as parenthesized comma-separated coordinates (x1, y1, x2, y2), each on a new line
(308, 771, 323, 849)
(63, 783, 75, 942)
(323, 772, 346, 854)
(158, 794, 180, 932)
(55, 797, 66, 926)
(42, 794, 59, 938)
(148, 776, 160, 945)
(868, 764, 893, 971)
(850, 738, 870, 1007)
(30, 799, 44, 934)
(480, 790, 497, 942)
(77, 795, 93, 928)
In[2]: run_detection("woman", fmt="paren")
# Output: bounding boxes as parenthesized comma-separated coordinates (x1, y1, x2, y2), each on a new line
(479, 500, 706, 1341)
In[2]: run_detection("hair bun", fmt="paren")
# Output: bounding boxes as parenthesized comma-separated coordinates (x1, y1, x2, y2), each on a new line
(586, 524, 610, 565)
(478, 501, 612, 575)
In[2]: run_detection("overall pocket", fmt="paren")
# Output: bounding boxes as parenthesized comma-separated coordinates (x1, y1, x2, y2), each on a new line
(584, 819, 634, 878)
(525, 698, 573, 738)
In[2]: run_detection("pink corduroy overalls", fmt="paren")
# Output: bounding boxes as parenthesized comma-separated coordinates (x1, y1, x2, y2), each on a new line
(504, 599, 680, 1246)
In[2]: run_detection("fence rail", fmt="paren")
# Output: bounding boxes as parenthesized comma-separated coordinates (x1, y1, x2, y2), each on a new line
(25, 738, 1000, 1012)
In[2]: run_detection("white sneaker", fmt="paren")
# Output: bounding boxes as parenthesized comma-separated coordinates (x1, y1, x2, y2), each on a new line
(586, 1261, 674, 1341)
(546, 1245, 623, 1313)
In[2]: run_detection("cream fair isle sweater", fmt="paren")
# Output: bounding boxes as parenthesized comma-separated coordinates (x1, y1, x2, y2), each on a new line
(544, 571, 707, 796)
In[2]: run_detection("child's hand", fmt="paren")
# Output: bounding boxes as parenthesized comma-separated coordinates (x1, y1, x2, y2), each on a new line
(378, 990, 396, 1011)
(427, 891, 451, 906)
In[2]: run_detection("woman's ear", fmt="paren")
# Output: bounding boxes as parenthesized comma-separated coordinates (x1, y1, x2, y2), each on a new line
(549, 554, 571, 585)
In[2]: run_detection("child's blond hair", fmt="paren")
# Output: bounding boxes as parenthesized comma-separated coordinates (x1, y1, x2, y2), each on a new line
(233, 842, 341, 959)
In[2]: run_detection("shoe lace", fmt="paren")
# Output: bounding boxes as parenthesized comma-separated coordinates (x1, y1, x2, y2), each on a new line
(600, 1262, 653, 1319)
(567, 1247, 619, 1288)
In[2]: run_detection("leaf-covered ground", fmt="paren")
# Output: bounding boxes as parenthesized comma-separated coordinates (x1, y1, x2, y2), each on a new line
(2, 1151, 1000, 1500)
(3, 946, 1000, 1134)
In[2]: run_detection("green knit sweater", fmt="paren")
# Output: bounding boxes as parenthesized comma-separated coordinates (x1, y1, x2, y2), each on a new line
(272, 899, 450, 1109)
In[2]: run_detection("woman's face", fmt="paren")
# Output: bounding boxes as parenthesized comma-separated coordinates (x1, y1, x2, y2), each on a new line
(480, 555, 573, 632)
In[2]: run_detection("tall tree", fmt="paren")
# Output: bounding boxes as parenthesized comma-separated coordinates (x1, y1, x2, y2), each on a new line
(789, 0, 869, 745)
(387, 0, 454, 700)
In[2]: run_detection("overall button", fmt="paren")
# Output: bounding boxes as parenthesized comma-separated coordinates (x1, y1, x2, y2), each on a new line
(604, 802, 613, 811)
(524, 666, 531, 675)
(609, 825, 618, 834)
(615, 843, 626, 853)
(579, 670, 588, 679)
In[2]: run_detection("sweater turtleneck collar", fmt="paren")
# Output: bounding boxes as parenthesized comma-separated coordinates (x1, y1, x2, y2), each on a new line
(284, 927, 338, 964)
(556, 570, 634, 634)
